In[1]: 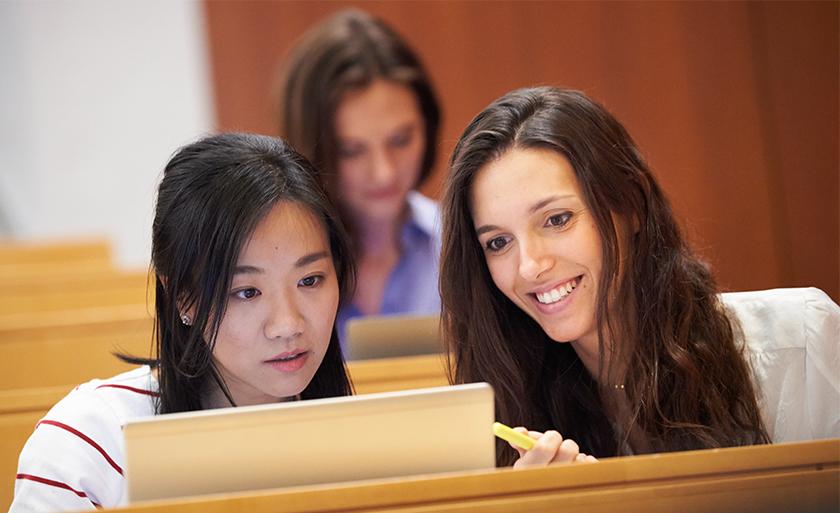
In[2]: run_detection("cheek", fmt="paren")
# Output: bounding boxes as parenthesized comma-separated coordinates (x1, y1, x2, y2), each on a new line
(397, 144, 425, 183)
(486, 256, 516, 297)
(214, 304, 260, 345)
(310, 279, 341, 336)
(337, 163, 365, 193)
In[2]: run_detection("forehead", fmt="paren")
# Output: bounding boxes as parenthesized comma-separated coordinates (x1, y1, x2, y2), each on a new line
(333, 79, 422, 139)
(239, 201, 328, 261)
(470, 148, 582, 221)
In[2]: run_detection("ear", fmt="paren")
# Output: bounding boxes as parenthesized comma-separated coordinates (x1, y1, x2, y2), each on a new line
(177, 299, 197, 327)
(159, 275, 196, 326)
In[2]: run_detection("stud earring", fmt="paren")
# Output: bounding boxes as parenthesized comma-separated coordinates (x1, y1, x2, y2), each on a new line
(180, 314, 192, 326)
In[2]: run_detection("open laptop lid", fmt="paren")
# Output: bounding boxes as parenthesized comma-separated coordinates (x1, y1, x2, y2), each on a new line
(124, 382, 495, 503)
(345, 314, 441, 360)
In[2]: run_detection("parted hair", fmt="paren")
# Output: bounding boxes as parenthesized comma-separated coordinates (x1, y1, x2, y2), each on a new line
(124, 133, 355, 413)
(440, 87, 769, 465)
(278, 9, 440, 199)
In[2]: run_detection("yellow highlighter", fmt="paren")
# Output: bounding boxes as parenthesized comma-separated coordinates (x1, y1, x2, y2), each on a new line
(492, 422, 535, 450)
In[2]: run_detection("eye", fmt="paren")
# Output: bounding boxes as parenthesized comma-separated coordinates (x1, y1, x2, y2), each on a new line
(484, 236, 510, 253)
(233, 288, 260, 300)
(298, 275, 322, 288)
(546, 212, 572, 228)
(337, 144, 364, 160)
(388, 131, 412, 148)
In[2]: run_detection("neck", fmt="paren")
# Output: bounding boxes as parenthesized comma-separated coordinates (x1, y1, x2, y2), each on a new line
(354, 212, 405, 255)
(571, 332, 624, 388)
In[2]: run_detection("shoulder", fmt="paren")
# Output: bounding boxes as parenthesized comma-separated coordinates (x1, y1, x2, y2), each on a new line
(406, 191, 440, 238)
(721, 287, 839, 352)
(11, 366, 157, 511)
(722, 288, 839, 442)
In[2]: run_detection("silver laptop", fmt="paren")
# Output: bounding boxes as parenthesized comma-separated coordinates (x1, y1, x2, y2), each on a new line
(124, 382, 495, 503)
(345, 314, 442, 360)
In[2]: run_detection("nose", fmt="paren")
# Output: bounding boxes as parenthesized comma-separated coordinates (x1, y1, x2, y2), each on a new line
(264, 293, 304, 341)
(518, 234, 554, 282)
(369, 148, 398, 186)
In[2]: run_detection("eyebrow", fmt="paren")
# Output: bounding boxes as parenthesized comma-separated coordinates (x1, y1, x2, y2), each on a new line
(340, 122, 416, 145)
(474, 194, 577, 237)
(233, 251, 330, 274)
(295, 251, 330, 268)
(528, 194, 576, 214)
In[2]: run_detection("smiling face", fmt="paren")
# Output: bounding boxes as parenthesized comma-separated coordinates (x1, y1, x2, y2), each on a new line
(209, 200, 339, 407)
(470, 148, 604, 354)
(333, 79, 426, 225)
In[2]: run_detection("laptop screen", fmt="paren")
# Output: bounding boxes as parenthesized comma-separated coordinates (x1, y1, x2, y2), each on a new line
(124, 382, 495, 502)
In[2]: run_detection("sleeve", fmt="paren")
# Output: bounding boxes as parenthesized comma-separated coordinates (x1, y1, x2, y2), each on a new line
(9, 390, 127, 513)
(804, 288, 840, 439)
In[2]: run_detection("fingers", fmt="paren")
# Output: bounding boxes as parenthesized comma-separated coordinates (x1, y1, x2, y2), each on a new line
(508, 427, 539, 459)
(513, 430, 562, 469)
(552, 437, 578, 463)
(574, 452, 598, 463)
(510, 427, 598, 468)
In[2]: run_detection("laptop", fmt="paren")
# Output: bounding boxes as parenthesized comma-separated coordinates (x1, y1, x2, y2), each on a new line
(124, 382, 495, 503)
(345, 314, 442, 360)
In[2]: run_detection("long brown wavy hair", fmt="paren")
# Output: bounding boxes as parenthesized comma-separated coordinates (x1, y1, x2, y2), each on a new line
(277, 9, 440, 247)
(440, 87, 769, 465)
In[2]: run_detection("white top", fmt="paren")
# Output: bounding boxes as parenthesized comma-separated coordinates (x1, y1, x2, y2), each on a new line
(10, 366, 157, 512)
(722, 287, 840, 442)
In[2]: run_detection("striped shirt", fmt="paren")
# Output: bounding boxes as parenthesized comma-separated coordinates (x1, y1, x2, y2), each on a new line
(11, 366, 157, 512)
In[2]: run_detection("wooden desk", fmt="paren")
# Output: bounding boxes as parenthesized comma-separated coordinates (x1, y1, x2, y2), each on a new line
(110, 439, 839, 513)
(0, 304, 154, 342)
(0, 238, 111, 266)
(0, 239, 114, 282)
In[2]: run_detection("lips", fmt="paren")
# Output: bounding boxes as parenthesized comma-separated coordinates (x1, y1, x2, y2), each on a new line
(264, 350, 309, 372)
(533, 276, 581, 304)
(366, 186, 400, 199)
(528, 275, 583, 312)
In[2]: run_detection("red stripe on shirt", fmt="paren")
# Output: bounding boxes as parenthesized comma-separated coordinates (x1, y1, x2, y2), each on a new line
(95, 384, 159, 397)
(37, 420, 124, 476)
(16, 473, 101, 507)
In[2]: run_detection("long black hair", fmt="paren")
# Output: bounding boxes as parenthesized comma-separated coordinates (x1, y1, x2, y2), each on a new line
(124, 133, 355, 413)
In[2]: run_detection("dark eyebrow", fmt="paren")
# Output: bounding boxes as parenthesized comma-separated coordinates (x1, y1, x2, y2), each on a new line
(475, 194, 577, 237)
(476, 224, 501, 237)
(295, 251, 330, 268)
(528, 195, 576, 215)
(233, 251, 330, 275)
(233, 265, 264, 275)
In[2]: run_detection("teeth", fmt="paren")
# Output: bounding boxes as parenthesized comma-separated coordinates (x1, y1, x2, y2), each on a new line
(536, 279, 577, 304)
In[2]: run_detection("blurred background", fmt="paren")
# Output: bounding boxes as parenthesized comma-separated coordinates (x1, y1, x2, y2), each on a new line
(1, 0, 837, 300)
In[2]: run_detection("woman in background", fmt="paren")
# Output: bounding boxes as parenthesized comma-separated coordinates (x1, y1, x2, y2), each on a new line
(440, 86, 839, 467)
(279, 9, 441, 348)
(11, 133, 355, 511)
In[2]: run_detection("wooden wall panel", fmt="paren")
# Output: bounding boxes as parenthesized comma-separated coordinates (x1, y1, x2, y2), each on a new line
(203, 1, 839, 300)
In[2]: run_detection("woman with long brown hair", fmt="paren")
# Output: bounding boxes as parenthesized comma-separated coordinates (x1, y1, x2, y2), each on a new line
(440, 86, 839, 467)
(278, 10, 441, 350)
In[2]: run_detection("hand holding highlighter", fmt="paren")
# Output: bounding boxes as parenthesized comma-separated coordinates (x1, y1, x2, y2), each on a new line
(492, 422, 535, 450)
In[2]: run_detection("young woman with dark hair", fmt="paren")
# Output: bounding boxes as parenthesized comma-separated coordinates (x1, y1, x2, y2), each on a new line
(278, 9, 442, 347)
(440, 87, 839, 467)
(11, 133, 356, 511)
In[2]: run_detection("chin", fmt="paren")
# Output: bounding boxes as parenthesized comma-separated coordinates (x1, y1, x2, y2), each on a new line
(541, 323, 585, 344)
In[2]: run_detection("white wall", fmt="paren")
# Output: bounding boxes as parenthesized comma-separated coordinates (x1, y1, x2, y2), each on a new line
(0, 0, 215, 268)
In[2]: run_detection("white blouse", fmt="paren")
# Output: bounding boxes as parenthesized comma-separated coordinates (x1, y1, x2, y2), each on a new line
(722, 287, 840, 442)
